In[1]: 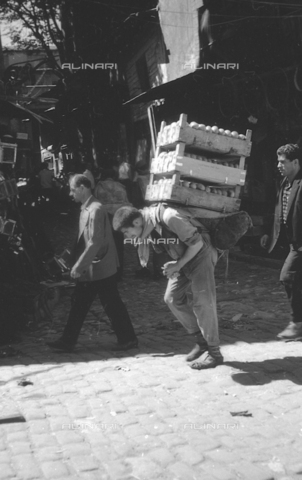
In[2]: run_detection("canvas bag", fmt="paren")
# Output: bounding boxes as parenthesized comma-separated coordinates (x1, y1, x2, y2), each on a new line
(155, 204, 252, 251)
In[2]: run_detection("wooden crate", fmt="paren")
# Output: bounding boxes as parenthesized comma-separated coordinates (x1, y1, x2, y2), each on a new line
(147, 112, 252, 215)
(175, 156, 246, 186)
(157, 114, 252, 157)
(150, 152, 246, 186)
(145, 182, 240, 213)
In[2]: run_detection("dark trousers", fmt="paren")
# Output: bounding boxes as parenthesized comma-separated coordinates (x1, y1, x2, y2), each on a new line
(112, 230, 124, 277)
(108, 213, 124, 278)
(280, 246, 302, 323)
(61, 274, 136, 345)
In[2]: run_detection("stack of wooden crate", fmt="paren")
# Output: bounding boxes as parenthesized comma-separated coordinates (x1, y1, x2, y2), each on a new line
(145, 113, 252, 218)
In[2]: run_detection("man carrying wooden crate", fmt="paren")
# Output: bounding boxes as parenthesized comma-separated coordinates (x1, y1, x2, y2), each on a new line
(113, 203, 224, 369)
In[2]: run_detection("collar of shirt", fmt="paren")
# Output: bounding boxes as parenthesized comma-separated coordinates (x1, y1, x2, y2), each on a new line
(81, 195, 92, 212)
(284, 179, 291, 189)
(285, 170, 301, 187)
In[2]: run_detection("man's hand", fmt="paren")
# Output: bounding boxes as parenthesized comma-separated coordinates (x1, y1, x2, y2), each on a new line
(162, 261, 180, 279)
(70, 266, 82, 279)
(260, 234, 270, 249)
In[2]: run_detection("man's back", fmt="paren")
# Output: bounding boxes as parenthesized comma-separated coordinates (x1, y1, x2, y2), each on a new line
(76, 197, 119, 281)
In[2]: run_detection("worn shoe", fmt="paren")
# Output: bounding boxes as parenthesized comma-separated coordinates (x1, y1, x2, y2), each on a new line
(46, 339, 75, 353)
(112, 339, 139, 351)
(277, 321, 302, 341)
(186, 343, 208, 362)
(190, 349, 224, 370)
(186, 333, 208, 362)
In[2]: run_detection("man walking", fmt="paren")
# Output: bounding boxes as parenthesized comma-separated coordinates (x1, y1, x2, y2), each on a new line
(113, 203, 223, 369)
(261, 144, 302, 340)
(47, 174, 138, 352)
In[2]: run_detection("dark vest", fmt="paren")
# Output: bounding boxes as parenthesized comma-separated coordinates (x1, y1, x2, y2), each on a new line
(149, 204, 187, 260)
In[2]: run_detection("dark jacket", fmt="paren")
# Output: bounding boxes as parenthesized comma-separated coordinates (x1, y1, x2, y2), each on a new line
(268, 170, 302, 253)
(71, 196, 119, 281)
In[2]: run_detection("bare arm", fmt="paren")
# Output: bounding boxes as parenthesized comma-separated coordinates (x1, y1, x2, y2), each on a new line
(162, 239, 203, 278)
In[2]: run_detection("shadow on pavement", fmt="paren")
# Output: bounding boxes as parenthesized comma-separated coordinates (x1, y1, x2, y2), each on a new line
(225, 357, 302, 385)
(0, 336, 190, 367)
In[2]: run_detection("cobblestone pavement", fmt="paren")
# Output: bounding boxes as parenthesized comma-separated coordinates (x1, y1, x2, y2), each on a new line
(1, 211, 302, 480)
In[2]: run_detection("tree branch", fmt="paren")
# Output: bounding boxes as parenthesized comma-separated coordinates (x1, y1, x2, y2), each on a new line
(48, 2, 63, 40)
(20, 11, 62, 74)
(42, 3, 62, 52)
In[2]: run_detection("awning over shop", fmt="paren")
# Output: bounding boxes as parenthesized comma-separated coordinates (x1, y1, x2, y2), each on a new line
(123, 72, 196, 105)
(122, 68, 223, 106)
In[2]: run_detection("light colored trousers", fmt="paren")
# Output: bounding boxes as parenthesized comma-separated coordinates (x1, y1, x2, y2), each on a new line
(164, 234, 219, 346)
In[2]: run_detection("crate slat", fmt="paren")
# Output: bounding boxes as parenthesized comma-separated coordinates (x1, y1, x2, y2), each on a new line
(159, 126, 251, 156)
(151, 155, 246, 186)
(157, 114, 252, 157)
(146, 183, 240, 213)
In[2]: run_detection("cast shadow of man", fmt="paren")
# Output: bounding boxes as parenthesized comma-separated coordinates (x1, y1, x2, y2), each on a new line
(225, 356, 302, 386)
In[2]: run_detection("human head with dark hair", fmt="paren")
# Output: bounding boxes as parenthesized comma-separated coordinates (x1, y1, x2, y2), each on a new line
(277, 144, 302, 164)
(69, 173, 92, 204)
(277, 144, 302, 183)
(112, 206, 143, 238)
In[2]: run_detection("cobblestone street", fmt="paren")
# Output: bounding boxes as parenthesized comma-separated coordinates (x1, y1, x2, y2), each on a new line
(1, 212, 302, 480)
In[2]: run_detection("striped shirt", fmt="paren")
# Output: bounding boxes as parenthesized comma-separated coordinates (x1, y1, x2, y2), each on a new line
(282, 180, 292, 223)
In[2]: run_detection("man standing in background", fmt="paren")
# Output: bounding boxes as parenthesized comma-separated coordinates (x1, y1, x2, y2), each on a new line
(261, 144, 302, 341)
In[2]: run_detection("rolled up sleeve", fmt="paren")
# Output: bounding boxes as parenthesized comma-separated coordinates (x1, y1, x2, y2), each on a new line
(163, 208, 202, 246)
